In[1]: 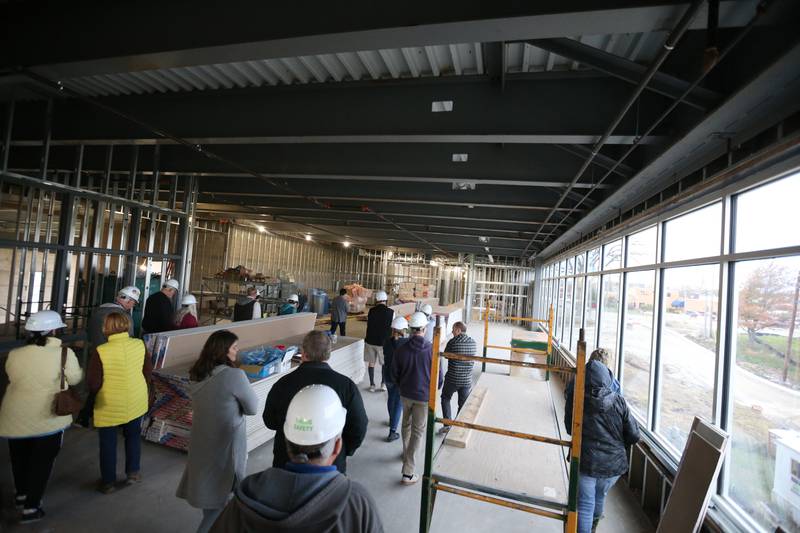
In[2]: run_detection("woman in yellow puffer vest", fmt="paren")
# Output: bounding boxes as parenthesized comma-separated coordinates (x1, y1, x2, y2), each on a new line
(87, 311, 153, 494)
(0, 310, 83, 524)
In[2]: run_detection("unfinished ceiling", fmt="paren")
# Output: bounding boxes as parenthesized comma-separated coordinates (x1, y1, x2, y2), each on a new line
(1, 1, 799, 260)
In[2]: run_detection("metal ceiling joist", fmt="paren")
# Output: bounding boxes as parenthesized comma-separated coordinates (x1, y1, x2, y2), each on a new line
(9, 134, 662, 146)
(553, 144, 635, 179)
(528, 37, 721, 110)
(7, 3, 756, 79)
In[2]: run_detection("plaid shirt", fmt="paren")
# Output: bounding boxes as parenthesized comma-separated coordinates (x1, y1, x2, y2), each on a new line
(444, 333, 477, 387)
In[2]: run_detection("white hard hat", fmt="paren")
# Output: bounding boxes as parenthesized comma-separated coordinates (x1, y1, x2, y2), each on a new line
(375, 290, 388, 302)
(118, 286, 140, 303)
(181, 294, 197, 306)
(25, 310, 67, 332)
(164, 278, 180, 290)
(288, 294, 299, 303)
(391, 316, 409, 330)
(283, 384, 347, 446)
(409, 312, 428, 328)
(422, 304, 433, 316)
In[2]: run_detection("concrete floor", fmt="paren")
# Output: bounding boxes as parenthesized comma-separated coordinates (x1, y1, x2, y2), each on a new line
(0, 318, 654, 532)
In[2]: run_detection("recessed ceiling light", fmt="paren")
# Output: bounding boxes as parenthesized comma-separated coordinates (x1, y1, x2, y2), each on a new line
(452, 182, 476, 190)
(343, 240, 351, 248)
(452, 153, 468, 163)
(431, 100, 454, 112)
(257, 225, 267, 233)
(478, 236, 489, 243)
(305, 234, 312, 241)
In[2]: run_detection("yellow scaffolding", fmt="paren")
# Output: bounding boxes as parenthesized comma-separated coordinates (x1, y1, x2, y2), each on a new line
(419, 302, 587, 533)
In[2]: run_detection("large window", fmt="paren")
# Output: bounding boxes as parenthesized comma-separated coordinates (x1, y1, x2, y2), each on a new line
(624, 270, 656, 418)
(663, 203, 722, 262)
(599, 274, 621, 369)
(584, 276, 600, 354)
(657, 264, 719, 453)
(538, 168, 800, 533)
(556, 279, 565, 340)
(727, 258, 800, 531)
(627, 226, 657, 267)
(571, 276, 585, 352)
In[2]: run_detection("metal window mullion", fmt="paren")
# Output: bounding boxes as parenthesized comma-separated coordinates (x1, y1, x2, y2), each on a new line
(650, 221, 666, 433)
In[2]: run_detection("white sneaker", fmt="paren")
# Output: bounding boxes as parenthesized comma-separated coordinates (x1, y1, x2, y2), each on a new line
(379, 384, 387, 392)
(369, 385, 376, 392)
(401, 473, 419, 485)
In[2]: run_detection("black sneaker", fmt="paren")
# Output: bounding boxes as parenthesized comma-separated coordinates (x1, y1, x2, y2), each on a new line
(386, 431, 400, 442)
(20, 508, 45, 523)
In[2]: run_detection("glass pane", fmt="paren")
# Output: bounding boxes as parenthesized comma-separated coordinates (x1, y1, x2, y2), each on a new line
(575, 253, 585, 274)
(584, 276, 600, 354)
(571, 277, 585, 353)
(728, 256, 800, 531)
(556, 279, 565, 340)
(603, 239, 623, 270)
(623, 270, 656, 418)
(559, 260, 566, 276)
(664, 203, 722, 262)
(567, 257, 574, 275)
(599, 273, 622, 371)
(658, 264, 720, 453)
(588, 247, 601, 273)
(627, 226, 658, 267)
(735, 172, 800, 253)
(564, 278, 574, 350)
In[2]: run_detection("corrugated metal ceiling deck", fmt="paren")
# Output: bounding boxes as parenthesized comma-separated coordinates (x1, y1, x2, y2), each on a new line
(61, 32, 665, 97)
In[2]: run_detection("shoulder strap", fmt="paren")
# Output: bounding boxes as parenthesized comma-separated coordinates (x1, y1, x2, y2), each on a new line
(60, 346, 67, 390)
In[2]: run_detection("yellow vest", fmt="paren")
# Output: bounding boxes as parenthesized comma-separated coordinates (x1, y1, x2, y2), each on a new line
(94, 332, 149, 427)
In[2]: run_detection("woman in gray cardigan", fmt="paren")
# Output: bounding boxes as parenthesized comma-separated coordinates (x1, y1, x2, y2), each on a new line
(176, 330, 258, 533)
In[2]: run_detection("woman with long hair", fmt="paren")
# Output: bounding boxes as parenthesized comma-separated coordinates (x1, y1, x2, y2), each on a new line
(0, 310, 83, 523)
(177, 330, 259, 533)
(175, 293, 199, 329)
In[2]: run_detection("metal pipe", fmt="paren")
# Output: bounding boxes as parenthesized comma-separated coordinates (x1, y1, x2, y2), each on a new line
(522, 0, 707, 256)
(436, 417, 571, 447)
(431, 483, 566, 521)
(432, 473, 568, 512)
(538, 0, 773, 247)
(442, 351, 574, 373)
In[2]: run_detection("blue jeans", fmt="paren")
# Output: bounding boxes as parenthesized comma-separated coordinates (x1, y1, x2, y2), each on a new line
(386, 383, 402, 433)
(98, 416, 143, 484)
(329, 321, 346, 336)
(577, 474, 619, 533)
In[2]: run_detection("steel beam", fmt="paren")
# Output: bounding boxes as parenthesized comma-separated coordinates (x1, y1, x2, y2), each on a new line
(528, 37, 720, 110)
(4, 2, 756, 78)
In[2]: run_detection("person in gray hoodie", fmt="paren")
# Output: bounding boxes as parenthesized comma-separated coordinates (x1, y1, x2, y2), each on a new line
(177, 330, 259, 533)
(211, 384, 383, 533)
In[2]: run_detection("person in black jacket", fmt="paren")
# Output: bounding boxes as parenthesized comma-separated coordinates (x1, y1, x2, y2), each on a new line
(263, 330, 368, 474)
(565, 356, 640, 533)
(364, 291, 394, 392)
(141, 279, 179, 335)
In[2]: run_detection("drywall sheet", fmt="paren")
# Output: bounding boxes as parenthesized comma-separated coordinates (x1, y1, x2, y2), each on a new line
(656, 417, 728, 533)
(148, 313, 317, 368)
(435, 373, 568, 504)
(389, 302, 416, 317)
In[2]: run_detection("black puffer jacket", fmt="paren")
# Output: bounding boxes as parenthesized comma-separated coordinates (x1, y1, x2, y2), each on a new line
(565, 360, 640, 478)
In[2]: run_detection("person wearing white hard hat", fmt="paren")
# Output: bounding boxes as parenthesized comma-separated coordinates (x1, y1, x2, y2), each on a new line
(421, 303, 436, 344)
(232, 286, 261, 322)
(364, 289, 393, 392)
(382, 315, 409, 442)
(0, 310, 83, 523)
(213, 385, 383, 532)
(278, 293, 300, 316)
(263, 331, 367, 474)
(174, 293, 199, 329)
(78, 285, 141, 427)
(391, 311, 442, 485)
(141, 278, 180, 334)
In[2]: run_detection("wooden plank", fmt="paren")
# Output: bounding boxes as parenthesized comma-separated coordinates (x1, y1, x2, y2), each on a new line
(435, 373, 568, 505)
(444, 386, 488, 448)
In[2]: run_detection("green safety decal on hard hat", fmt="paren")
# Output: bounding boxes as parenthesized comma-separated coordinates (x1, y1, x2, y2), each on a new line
(293, 417, 313, 432)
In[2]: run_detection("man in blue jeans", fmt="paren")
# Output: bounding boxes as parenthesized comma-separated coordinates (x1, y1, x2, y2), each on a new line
(382, 316, 409, 442)
(565, 353, 640, 533)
